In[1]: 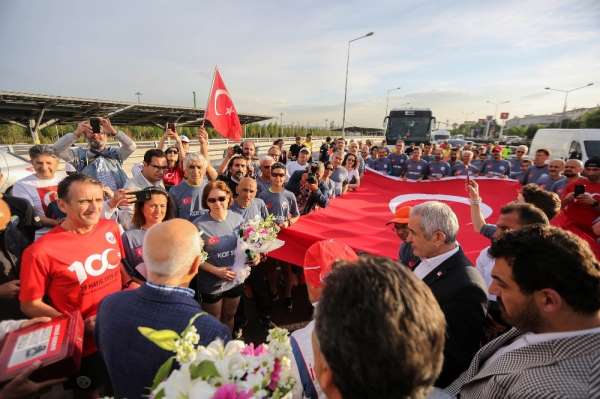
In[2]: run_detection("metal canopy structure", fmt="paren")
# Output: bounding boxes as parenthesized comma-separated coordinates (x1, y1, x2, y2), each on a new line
(0, 91, 272, 143)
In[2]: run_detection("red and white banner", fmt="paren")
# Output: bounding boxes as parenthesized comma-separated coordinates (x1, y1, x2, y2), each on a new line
(269, 171, 521, 266)
(204, 67, 242, 141)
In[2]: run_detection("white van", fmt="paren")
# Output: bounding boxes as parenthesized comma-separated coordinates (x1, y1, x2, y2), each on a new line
(431, 129, 451, 143)
(529, 129, 600, 162)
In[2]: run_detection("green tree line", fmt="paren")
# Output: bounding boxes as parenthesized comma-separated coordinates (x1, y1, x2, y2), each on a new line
(451, 107, 600, 140)
(0, 122, 335, 144)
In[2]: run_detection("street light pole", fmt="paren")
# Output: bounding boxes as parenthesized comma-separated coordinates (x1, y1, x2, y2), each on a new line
(134, 91, 143, 104)
(485, 99, 510, 138)
(385, 86, 401, 119)
(280, 113, 283, 137)
(341, 31, 374, 138)
(545, 83, 594, 128)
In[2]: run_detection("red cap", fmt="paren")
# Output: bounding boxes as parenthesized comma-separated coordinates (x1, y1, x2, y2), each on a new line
(492, 146, 503, 153)
(303, 240, 358, 288)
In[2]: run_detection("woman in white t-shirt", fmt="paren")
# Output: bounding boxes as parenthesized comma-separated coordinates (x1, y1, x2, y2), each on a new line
(343, 153, 361, 191)
(11, 145, 66, 227)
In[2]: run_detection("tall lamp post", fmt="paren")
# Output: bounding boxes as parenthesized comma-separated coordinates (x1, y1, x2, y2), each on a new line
(385, 86, 401, 119)
(341, 31, 374, 138)
(485, 99, 510, 138)
(545, 83, 594, 128)
(134, 91, 143, 104)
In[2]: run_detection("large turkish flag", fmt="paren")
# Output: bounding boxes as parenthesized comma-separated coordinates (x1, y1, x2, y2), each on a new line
(204, 67, 242, 141)
(269, 171, 521, 266)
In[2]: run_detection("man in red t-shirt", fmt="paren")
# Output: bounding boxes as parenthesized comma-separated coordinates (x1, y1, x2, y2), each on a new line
(19, 173, 130, 394)
(555, 157, 600, 259)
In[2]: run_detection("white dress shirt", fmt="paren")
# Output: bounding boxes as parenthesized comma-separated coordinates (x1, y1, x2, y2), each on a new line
(413, 245, 459, 280)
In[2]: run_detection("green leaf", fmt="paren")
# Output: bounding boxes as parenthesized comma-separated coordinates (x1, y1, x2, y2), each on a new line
(183, 312, 207, 333)
(189, 360, 220, 380)
(153, 388, 166, 399)
(138, 327, 179, 351)
(152, 356, 174, 390)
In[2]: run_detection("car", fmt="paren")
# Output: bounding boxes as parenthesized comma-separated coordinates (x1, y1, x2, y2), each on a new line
(447, 139, 467, 148)
(0, 149, 34, 193)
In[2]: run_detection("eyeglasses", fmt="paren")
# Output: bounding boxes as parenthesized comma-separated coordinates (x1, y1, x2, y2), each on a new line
(150, 164, 168, 170)
(207, 196, 227, 203)
(166, 150, 178, 154)
(272, 172, 286, 177)
(326, 167, 334, 171)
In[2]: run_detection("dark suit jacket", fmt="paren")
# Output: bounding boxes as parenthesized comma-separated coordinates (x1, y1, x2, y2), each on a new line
(96, 283, 230, 399)
(422, 247, 488, 387)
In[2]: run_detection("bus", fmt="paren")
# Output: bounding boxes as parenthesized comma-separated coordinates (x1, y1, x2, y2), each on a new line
(384, 108, 435, 145)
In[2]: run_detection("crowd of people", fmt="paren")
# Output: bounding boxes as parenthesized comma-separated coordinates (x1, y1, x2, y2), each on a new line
(0, 118, 599, 398)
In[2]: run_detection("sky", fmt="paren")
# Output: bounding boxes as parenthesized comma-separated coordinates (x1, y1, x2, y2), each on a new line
(1, 0, 599, 128)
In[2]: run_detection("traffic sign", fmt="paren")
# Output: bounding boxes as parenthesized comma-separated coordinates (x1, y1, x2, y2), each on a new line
(500, 112, 509, 120)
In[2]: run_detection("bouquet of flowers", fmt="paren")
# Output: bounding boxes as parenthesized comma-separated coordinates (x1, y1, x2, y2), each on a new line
(239, 214, 285, 257)
(214, 215, 285, 294)
(139, 314, 296, 399)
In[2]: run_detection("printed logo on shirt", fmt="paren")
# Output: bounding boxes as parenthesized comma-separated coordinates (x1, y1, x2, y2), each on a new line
(135, 246, 143, 257)
(105, 231, 116, 245)
(35, 186, 59, 212)
(182, 197, 192, 205)
(207, 236, 220, 246)
(67, 249, 121, 285)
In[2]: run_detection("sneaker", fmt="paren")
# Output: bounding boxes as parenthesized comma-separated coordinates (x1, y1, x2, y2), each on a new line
(284, 297, 293, 312)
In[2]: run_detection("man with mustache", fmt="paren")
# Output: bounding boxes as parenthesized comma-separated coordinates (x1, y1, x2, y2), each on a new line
(53, 118, 136, 191)
(217, 155, 248, 197)
(447, 225, 600, 398)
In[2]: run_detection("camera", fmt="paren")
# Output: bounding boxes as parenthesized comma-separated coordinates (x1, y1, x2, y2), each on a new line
(90, 118, 101, 133)
(233, 145, 243, 155)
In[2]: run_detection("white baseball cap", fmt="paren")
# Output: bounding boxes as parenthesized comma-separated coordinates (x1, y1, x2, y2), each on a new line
(180, 135, 191, 143)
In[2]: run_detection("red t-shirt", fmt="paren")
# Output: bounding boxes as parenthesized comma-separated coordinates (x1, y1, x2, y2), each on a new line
(19, 219, 125, 355)
(163, 164, 184, 187)
(561, 177, 600, 229)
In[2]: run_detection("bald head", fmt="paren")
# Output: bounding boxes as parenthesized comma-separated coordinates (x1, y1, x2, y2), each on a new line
(236, 177, 258, 207)
(143, 219, 203, 279)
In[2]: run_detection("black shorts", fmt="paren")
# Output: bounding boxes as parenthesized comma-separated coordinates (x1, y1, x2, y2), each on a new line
(201, 284, 243, 304)
(64, 352, 111, 392)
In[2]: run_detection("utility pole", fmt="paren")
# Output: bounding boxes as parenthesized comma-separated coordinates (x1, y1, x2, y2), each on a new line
(280, 113, 283, 137)
(192, 91, 197, 108)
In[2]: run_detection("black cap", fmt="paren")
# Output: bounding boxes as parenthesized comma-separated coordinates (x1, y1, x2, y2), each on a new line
(585, 157, 600, 168)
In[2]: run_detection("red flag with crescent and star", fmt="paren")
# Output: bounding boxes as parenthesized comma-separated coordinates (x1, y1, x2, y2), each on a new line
(204, 67, 243, 141)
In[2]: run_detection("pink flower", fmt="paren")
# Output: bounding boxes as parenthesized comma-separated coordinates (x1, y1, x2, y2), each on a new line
(240, 343, 267, 356)
(211, 384, 253, 399)
(268, 359, 282, 390)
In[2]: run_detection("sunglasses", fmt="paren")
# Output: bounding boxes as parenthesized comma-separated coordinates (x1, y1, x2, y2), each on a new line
(166, 150, 179, 154)
(207, 196, 227, 203)
(150, 164, 168, 170)
(272, 172, 286, 177)
(326, 167, 334, 171)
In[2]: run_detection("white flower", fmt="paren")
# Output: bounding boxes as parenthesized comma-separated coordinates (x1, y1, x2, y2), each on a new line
(161, 364, 192, 398)
(188, 378, 216, 397)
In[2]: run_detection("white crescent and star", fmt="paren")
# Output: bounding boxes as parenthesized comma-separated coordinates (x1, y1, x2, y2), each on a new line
(214, 89, 234, 116)
(388, 193, 494, 219)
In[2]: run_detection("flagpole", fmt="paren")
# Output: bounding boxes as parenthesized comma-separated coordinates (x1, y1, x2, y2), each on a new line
(201, 66, 218, 128)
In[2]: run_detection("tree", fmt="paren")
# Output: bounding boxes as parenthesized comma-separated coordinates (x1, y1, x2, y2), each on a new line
(526, 125, 539, 140)
(581, 108, 600, 128)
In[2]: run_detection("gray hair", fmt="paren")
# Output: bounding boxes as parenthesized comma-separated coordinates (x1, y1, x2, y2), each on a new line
(260, 155, 275, 163)
(143, 230, 203, 278)
(462, 150, 473, 158)
(517, 145, 528, 154)
(29, 144, 57, 159)
(183, 152, 207, 169)
(410, 201, 459, 244)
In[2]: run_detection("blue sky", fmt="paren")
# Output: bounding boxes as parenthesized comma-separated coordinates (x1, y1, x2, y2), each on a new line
(1, 0, 599, 128)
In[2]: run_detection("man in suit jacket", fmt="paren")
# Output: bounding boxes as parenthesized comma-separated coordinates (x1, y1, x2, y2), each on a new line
(96, 219, 230, 399)
(407, 201, 488, 386)
(446, 225, 600, 398)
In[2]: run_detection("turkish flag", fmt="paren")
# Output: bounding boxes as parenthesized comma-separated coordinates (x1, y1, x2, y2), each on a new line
(269, 171, 521, 266)
(204, 68, 242, 141)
